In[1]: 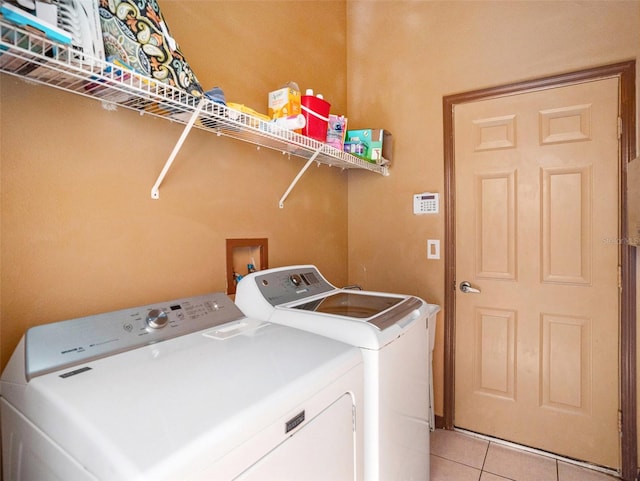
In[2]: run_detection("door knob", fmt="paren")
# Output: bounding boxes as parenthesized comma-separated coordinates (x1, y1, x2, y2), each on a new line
(459, 281, 481, 293)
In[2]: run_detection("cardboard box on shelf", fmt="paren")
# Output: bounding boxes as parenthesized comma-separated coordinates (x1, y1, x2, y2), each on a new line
(268, 86, 301, 120)
(345, 129, 392, 163)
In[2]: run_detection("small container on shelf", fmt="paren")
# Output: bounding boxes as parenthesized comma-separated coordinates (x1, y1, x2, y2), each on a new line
(301, 89, 331, 142)
(326, 114, 347, 150)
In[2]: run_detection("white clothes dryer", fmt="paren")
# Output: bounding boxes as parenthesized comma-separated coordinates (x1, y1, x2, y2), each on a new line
(235, 265, 441, 481)
(1, 292, 364, 481)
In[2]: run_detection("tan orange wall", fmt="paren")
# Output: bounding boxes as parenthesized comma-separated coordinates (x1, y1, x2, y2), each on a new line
(160, 1, 349, 117)
(0, 1, 349, 369)
(345, 0, 640, 419)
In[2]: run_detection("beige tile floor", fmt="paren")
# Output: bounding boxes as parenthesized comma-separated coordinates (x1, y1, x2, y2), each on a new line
(430, 429, 620, 481)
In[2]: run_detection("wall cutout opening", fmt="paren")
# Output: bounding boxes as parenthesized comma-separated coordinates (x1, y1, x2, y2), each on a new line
(226, 238, 268, 295)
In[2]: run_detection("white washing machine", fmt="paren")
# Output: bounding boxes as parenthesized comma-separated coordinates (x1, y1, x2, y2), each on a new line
(1, 292, 364, 481)
(235, 265, 441, 481)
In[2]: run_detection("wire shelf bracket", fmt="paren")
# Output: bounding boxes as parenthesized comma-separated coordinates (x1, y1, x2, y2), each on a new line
(151, 98, 206, 199)
(279, 147, 322, 208)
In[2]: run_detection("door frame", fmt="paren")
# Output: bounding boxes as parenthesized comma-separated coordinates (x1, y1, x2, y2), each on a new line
(442, 61, 637, 479)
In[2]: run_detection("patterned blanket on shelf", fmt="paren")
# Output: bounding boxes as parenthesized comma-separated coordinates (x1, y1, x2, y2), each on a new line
(98, 0, 203, 97)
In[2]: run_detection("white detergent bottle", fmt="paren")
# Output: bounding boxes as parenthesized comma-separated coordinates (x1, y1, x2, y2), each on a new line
(273, 114, 306, 130)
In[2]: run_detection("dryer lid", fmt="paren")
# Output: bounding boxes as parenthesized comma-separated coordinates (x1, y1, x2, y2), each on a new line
(1, 294, 363, 481)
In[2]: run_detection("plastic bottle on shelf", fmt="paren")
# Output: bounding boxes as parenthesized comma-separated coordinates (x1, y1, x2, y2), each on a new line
(304, 89, 323, 100)
(272, 113, 306, 130)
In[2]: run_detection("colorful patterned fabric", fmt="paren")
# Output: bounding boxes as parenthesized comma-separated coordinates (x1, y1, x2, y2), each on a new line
(98, 0, 203, 96)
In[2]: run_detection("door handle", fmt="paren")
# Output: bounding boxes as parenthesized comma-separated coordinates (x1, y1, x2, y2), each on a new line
(459, 281, 481, 294)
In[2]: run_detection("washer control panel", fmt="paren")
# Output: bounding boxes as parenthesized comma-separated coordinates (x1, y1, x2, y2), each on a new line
(250, 266, 336, 306)
(25, 292, 243, 380)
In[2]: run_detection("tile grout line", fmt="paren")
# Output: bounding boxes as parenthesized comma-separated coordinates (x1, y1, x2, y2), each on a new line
(484, 442, 561, 481)
(481, 443, 518, 481)
(431, 452, 484, 472)
(480, 441, 490, 479)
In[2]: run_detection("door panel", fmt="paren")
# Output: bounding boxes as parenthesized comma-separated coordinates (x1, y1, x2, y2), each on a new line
(476, 171, 517, 279)
(542, 166, 592, 284)
(454, 78, 620, 468)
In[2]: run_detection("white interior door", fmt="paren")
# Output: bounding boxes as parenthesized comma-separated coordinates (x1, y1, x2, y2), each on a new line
(454, 77, 620, 469)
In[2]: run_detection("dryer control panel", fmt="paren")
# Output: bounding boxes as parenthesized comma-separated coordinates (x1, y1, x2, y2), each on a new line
(25, 292, 244, 380)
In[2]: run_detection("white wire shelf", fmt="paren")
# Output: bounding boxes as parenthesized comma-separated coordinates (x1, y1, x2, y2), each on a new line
(0, 19, 389, 202)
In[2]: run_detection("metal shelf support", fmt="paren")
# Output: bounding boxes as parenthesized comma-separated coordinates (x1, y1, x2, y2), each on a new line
(279, 147, 323, 208)
(151, 98, 206, 199)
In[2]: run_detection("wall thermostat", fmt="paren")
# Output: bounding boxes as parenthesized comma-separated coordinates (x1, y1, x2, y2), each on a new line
(413, 192, 440, 214)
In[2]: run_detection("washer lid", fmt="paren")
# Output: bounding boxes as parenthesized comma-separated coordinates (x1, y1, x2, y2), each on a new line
(293, 292, 403, 317)
(291, 292, 423, 330)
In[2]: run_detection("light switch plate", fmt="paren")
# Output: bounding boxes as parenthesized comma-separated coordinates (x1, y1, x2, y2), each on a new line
(427, 240, 440, 259)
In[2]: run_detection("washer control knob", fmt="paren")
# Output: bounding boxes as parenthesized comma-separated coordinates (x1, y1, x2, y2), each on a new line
(146, 309, 169, 329)
(289, 274, 302, 287)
